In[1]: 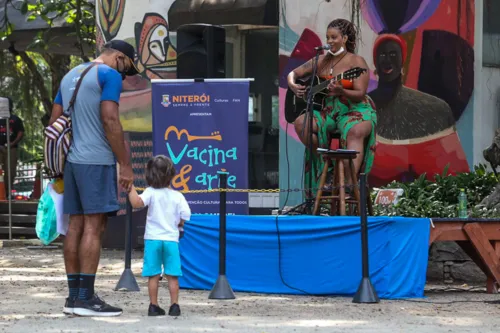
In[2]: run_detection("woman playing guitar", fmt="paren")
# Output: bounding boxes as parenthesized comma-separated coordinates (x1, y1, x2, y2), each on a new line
(287, 18, 377, 197)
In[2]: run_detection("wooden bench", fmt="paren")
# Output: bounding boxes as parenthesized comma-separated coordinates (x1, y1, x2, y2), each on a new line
(429, 218, 500, 293)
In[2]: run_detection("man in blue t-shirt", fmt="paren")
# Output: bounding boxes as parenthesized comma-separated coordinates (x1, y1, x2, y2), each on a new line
(49, 40, 138, 317)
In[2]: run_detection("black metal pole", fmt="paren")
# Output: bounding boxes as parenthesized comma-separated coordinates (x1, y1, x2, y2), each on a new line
(353, 173, 379, 303)
(219, 174, 227, 276)
(283, 50, 322, 216)
(124, 197, 132, 269)
(209, 172, 235, 299)
(360, 175, 369, 278)
(114, 196, 140, 291)
(305, 52, 321, 213)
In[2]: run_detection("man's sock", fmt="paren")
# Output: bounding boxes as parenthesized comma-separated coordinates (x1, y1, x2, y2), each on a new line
(78, 274, 96, 300)
(67, 274, 80, 299)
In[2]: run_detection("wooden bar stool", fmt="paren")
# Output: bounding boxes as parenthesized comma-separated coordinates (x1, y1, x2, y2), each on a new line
(313, 149, 373, 216)
(314, 99, 378, 216)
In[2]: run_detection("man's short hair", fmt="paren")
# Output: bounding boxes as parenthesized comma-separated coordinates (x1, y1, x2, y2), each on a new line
(100, 47, 118, 55)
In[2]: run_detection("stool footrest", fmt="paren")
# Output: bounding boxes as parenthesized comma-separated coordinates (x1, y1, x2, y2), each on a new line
(317, 195, 355, 200)
(317, 148, 359, 155)
(317, 198, 360, 204)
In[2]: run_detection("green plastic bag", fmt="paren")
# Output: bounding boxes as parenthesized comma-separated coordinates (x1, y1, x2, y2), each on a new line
(36, 181, 59, 245)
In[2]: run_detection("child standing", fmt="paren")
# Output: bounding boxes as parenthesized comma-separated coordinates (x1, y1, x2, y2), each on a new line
(128, 155, 191, 316)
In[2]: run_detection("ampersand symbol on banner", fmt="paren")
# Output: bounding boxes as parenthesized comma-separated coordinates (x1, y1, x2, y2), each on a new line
(172, 164, 192, 191)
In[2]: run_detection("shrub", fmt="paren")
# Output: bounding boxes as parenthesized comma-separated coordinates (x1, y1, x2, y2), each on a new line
(373, 164, 500, 218)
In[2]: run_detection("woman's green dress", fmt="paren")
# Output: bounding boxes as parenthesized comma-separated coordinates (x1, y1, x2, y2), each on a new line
(304, 94, 377, 198)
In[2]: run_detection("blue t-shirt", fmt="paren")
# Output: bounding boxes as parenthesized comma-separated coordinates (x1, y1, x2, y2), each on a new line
(54, 63, 122, 165)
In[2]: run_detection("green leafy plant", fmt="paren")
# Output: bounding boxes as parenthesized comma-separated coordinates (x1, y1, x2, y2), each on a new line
(373, 164, 500, 218)
(1, 0, 95, 60)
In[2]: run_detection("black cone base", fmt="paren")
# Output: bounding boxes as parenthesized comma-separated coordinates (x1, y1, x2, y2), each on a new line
(352, 277, 380, 303)
(208, 274, 235, 299)
(114, 268, 140, 292)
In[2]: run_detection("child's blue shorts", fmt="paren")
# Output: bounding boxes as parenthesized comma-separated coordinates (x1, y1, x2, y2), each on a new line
(142, 240, 182, 277)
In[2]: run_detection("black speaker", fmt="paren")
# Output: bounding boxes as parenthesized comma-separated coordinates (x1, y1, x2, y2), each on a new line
(177, 24, 226, 79)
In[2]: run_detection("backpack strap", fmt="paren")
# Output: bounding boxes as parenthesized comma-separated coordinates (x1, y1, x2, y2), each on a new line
(65, 62, 98, 114)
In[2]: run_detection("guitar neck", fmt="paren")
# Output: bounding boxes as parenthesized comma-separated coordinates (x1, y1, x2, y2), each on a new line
(311, 73, 346, 95)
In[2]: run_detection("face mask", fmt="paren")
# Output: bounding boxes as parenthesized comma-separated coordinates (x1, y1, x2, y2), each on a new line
(328, 46, 345, 57)
(116, 57, 127, 80)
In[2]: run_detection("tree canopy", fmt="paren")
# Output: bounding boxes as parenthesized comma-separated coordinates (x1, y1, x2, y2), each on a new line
(0, 0, 96, 162)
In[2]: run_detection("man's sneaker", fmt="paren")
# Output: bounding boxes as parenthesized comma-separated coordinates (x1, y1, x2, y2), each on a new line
(168, 303, 181, 316)
(73, 294, 123, 317)
(148, 304, 166, 316)
(63, 297, 75, 315)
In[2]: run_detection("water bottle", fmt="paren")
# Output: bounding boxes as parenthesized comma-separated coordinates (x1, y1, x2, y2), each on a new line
(458, 189, 468, 218)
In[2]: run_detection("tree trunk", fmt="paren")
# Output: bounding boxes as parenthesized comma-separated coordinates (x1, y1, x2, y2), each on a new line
(8, 46, 52, 116)
(43, 53, 71, 101)
(8, 45, 72, 127)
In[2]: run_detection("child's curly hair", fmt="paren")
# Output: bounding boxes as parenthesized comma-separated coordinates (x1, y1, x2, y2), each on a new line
(145, 155, 176, 189)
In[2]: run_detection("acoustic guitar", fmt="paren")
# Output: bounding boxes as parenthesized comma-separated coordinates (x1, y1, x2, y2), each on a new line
(284, 67, 367, 124)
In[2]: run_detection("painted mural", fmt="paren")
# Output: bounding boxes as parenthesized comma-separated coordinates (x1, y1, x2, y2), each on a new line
(96, 0, 178, 215)
(279, 0, 475, 204)
(96, 0, 178, 132)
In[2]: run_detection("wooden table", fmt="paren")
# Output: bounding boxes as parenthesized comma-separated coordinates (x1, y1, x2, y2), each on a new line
(429, 218, 500, 293)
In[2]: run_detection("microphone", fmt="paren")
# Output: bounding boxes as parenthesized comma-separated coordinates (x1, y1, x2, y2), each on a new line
(314, 44, 331, 51)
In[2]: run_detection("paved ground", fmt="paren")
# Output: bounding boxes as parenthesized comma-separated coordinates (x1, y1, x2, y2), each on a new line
(0, 247, 499, 333)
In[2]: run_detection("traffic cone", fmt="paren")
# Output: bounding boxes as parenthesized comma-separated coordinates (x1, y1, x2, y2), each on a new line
(0, 166, 6, 201)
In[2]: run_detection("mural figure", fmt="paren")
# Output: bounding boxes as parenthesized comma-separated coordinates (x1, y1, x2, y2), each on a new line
(369, 34, 454, 138)
(96, 1, 179, 131)
(368, 33, 470, 185)
(98, 10, 177, 84)
(134, 13, 177, 80)
(98, 0, 127, 42)
(362, 0, 475, 186)
(287, 19, 377, 198)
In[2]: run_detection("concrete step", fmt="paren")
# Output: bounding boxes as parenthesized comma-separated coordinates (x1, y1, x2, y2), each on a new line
(0, 226, 36, 236)
(0, 201, 38, 215)
(0, 239, 47, 248)
(0, 214, 36, 224)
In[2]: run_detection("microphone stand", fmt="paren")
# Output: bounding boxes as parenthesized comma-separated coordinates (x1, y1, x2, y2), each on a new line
(285, 47, 323, 215)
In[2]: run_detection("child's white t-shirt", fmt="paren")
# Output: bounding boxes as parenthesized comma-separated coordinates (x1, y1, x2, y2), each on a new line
(139, 187, 191, 242)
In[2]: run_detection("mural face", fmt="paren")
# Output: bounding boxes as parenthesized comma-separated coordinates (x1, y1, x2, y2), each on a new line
(134, 13, 177, 79)
(375, 39, 403, 83)
(96, 0, 178, 132)
(279, 0, 475, 203)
